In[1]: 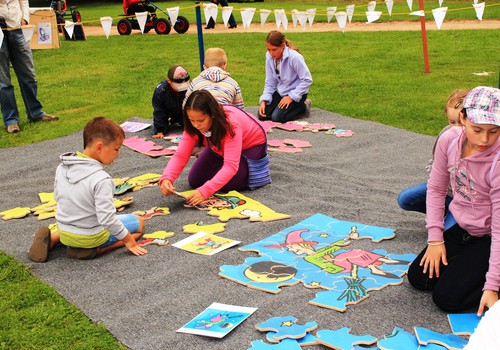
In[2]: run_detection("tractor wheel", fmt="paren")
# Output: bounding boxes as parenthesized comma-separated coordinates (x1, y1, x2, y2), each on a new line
(117, 18, 132, 35)
(56, 15, 65, 33)
(173, 16, 189, 34)
(72, 10, 81, 23)
(154, 18, 171, 35)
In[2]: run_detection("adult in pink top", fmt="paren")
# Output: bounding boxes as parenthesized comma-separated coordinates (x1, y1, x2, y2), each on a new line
(160, 90, 268, 206)
(408, 86, 500, 316)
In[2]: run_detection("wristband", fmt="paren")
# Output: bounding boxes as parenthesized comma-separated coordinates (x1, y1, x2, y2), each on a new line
(428, 241, 445, 246)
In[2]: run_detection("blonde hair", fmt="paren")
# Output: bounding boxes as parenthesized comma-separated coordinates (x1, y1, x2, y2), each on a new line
(204, 48, 227, 68)
(444, 88, 470, 113)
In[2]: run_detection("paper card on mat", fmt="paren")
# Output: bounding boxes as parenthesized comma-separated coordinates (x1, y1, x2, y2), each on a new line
(177, 302, 257, 338)
(120, 121, 151, 132)
(172, 231, 240, 255)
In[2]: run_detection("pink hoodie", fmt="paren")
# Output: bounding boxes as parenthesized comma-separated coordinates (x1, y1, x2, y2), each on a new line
(426, 127, 500, 291)
(160, 105, 267, 198)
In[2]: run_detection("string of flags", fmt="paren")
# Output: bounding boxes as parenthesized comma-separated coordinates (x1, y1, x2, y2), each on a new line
(0, 1, 497, 43)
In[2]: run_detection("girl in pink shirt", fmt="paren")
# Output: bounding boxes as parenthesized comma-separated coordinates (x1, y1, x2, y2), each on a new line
(408, 87, 500, 316)
(160, 90, 268, 206)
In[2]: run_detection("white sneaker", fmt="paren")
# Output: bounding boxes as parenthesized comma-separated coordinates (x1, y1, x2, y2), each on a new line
(304, 99, 312, 117)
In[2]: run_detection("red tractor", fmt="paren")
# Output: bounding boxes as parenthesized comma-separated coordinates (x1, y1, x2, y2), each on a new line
(50, 0, 82, 33)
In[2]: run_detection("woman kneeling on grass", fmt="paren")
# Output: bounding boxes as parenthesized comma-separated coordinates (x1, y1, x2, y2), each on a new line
(408, 86, 500, 316)
(159, 90, 269, 206)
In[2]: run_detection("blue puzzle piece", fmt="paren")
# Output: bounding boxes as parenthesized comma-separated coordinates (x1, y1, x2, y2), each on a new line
(256, 316, 317, 343)
(296, 332, 317, 346)
(448, 313, 483, 336)
(316, 327, 378, 349)
(414, 326, 468, 349)
(310, 289, 370, 312)
(248, 338, 302, 350)
(378, 327, 419, 350)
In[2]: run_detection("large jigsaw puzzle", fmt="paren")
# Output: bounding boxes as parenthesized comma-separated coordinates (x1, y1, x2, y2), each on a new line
(219, 213, 415, 312)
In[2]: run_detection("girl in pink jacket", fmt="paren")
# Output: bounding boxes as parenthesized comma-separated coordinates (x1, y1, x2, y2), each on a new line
(408, 86, 500, 315)
(160, 90, 269, 206)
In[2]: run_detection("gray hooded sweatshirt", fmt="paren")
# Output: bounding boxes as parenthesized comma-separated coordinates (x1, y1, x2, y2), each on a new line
(55, 152, 128, 241)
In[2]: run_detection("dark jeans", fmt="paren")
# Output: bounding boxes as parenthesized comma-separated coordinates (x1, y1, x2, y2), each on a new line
(258, 91, 307, 123)
(188, 143, 266, 192)
(408, 224, 491, 312)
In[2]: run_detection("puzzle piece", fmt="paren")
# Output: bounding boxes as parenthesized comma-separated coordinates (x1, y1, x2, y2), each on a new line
(259, 120, 281, 133)
(132, 207, 170, 220)
(182, 190, 290, 223)
(268, 146, 303, 153)
(114, 196, 133, 211)
(414, 327, 468, 350)
(163, 133, 183, 143)
(31, 192, 57, 220)
(143, 231, 175, 239)
(137, 238, 169, 246)
(248, 338, 302, 350)
(447, 313, 483, 336)
(378, 327, 419, 350)
(316, 327, 378, 349)
(255, 316, 317, 343)
(0, 207, 31, 220)
(123, 136, 176, 157)
(268, 139, 312, 148)
(183, 221, 227, 234)
(115, 173, 161, 194)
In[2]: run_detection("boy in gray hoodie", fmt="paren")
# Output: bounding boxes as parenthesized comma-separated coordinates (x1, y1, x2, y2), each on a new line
(29, 117, 148, 262)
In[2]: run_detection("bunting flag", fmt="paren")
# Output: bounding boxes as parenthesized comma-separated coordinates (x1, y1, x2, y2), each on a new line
(406, 0, 413, 11)
(63, 21, 74, 39)
(135, 11, 148, 34)
(297, 11, 308, 30)
(260, 9, 271, 27)
(204, 3, 218, 26)
(100, 16, 113, 39)
(241, 8, 256, 29)
(291, 9, 298, 27)
(222, 6, 233, 27)
(432, 7, 447, 29)
(167, 6, 180, 27)
(438, 0, 444, 6)
(346, 4, 355, 23)
(385, 0, 394, 16)
(307, 8, 316, 27)
(21, 24, 35, 42)
(274, 9, 287, 30)
(473, 0, 479, 4)
(335, 11, 347, 32)
(368, 1, 377, 12)
(473, 2, 485, 20)
(410, 10, 425, 16)
(327, 6, 337, 22)
(366, 11, 382, 23)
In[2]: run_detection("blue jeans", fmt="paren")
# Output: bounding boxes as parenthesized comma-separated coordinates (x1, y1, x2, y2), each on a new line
(258, 91, 307, 123)
(0, 29, 44, 127)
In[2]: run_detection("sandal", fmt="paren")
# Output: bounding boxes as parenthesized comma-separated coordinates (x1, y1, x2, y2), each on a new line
(28, 227, 51, 262)
(66, 247, 97, 260)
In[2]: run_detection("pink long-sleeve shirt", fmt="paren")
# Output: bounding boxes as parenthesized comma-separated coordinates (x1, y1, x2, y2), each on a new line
(426, 127, 500, 291)
(160, 105, 267, 198)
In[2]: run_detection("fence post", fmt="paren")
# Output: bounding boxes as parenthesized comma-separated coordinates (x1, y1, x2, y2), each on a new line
(195, 2, 205, 72)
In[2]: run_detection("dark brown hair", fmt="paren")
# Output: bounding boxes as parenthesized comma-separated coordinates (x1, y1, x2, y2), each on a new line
(183, 90, 234, 149)
(83, 117, 125, 149)
(265, 30, 300, 53)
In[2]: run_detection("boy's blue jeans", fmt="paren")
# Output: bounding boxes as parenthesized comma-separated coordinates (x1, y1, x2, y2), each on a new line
(0, 29, 44, 127)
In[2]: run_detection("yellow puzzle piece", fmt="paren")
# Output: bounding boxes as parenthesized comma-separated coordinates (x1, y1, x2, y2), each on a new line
(0, 207, 31, 220)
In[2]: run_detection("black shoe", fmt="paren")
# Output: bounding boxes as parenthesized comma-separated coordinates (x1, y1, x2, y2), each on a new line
(205, 26, 214, 29)
(228, 24, 237, 29)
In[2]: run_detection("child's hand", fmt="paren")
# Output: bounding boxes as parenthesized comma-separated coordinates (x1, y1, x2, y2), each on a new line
(420, 243, 447, 278)
(126, 243, 148, 256)
(152, 132, 164, 139)
(186, 190, 205, 206)
(259, 101, 267, 117)
(477, 290, 499, 316)
(160, 180, 175, 196)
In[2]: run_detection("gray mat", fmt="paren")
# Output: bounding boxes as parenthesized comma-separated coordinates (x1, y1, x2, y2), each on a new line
(0, 108, 456, 349)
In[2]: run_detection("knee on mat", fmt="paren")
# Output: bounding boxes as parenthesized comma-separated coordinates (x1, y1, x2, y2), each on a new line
(432, 288, 468, 313)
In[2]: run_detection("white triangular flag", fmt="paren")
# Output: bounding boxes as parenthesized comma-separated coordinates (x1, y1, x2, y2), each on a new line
(409, 10, 425, 16)
(167, 7, 179, 27)
(306, 8, 316, 27)
(260, 9, 271, 27)
(297, 12, 308, 30)
(385, 0, 394, 16)
(327, 7, 337, 22)
(438, 0, 444, 6)
(473, 0, 479, 4)
(222, 6, 233, 27)
(335, 11, 347, 32)
(135, 11, 148, 34)
(21, 24, 35, 42)
(63, 21, 74, 39)
(473, 2, 485, 20)
(100, 16, 113, 39)
(291, 9, 298, 27)
(0, 27, 4, 44)
(406, 0, 413, 11)
(281, 11, 288, 30)
(346, 5, 355, 23)
(204, 3, 218, 26)
(366, 10, 382, 23)
(367, 1, 376, 12)
(274, 9, 284, 29)
(241, 8, 255, 29)
(432, 7, 447, 29)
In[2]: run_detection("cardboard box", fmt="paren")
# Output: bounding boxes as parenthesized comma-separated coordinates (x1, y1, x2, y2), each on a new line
(28, 7, 60, 50)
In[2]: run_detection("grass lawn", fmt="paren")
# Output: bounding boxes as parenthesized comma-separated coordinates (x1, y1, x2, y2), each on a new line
(0, 1, 499, 347)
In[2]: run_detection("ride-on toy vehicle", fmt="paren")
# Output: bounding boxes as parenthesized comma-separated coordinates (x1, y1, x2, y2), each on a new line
(49, 0, 81, 32)
(118, 0, 189, 35)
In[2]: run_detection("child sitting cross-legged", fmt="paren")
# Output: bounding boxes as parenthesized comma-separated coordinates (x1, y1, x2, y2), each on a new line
(29, 117, 148, 262)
